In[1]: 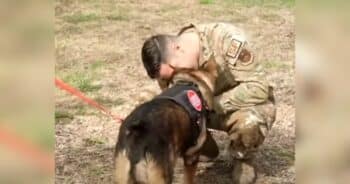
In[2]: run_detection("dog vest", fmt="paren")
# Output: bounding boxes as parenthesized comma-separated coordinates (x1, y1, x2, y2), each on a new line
(156, 82, 206, 122)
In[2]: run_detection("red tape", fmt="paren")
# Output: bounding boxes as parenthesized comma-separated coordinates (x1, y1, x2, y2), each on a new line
(55, 78, 124, 123)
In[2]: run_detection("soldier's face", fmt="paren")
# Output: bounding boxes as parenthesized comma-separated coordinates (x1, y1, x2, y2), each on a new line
(159, 63, 174, 80)
(166, 47, 199, 70)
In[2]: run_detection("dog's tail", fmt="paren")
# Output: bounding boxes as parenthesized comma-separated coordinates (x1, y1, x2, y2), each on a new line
(115, 120, 170, 184)
(115, 119, 145, 183)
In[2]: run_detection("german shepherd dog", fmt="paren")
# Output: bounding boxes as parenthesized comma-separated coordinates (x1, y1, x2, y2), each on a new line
(114, 57, 218, 184)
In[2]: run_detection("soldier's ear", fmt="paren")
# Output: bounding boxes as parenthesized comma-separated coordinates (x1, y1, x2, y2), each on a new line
(169, 41, 179, 51)
(174, 44, 181, 51)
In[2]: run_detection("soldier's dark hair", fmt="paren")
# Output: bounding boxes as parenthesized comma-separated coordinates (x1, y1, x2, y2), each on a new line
(141, 34, 174, 79)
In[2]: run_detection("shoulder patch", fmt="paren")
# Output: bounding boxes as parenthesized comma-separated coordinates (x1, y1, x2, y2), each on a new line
(226, 39, 242, 59)
(187, 90, 202, 111)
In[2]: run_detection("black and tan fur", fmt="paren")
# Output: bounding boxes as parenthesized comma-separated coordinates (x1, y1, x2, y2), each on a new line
(114, 57, 218, 184)
(158, 55, 218, 110)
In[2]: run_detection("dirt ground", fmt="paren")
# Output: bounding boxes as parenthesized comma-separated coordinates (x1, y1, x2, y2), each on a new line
(55, 0, 295, 183)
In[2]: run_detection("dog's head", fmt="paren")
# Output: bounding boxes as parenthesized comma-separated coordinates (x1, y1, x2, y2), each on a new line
(170, 55, 218, 110)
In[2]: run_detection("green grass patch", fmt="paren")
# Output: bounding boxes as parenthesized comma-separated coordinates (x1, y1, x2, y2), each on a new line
(63, 13, 100, 24)
(106, 10, 130, 21)
(55, 110, 74, 125)
(280, 0, 295, 8)
(106, 14, 129, 21)
(76, 105, 88, 115)
(223, 0, 295, 8)
(63, 72, 101, 92)
(55, 110, 74, 120)
(91, 60, 104, 70)
(200, 0, 214, 4)
(83, 137, 106, 146)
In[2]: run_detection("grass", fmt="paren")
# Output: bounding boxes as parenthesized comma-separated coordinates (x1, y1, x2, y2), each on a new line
(55, 110, 75, 125)
(60, 60, 105, 93)
(83, 137, 106, 146)
(55, 110, 74, 120)
(159, 4, 182, 12)
(200, 0, 295, 9)
(106, 14, 129, 21)
(261, 12, 281, 21)
(57, 102, 101, 116)
(76, 103, 88, 115)
(91, 60, 104, 70)
(63, 72, 101, 92)
(56, 60, 107, 117)
(64, 13, 100, 24)
(270, 148, 295, 165)
(94, 97, 125, 107)
(200, 0, 214, 4)
(223, 0, 295, 8)
(61, 25, 83, 34)
(106, 9, 130, 21)
(89, 167, 106, 178)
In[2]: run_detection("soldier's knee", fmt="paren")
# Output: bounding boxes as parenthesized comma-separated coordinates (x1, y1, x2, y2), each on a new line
(213, 82, 271, 115)
(245, 82, 269, 103)
(254, 101, 277, 131)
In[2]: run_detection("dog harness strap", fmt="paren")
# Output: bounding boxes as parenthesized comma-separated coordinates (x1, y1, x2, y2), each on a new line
(156, 83, 204, 122)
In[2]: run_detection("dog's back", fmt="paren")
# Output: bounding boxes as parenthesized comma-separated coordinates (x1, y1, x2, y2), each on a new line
(115, 99, 198, 184)
(115, 57, 218, 184)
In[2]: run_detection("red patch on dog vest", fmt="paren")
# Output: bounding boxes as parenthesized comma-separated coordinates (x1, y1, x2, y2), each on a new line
(187, 90, 202, 111)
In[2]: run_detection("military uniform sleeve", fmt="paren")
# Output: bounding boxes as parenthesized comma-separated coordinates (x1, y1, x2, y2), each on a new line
(216, 23, 253, 66)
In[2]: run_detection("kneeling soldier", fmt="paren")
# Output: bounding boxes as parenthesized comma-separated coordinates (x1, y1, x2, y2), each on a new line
(141, 22, 276, 184)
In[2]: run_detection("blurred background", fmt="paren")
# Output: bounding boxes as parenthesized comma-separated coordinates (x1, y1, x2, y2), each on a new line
(0, 0, 349, 183)
(297, 0, 350, 183)
(0, 0, 53, 183)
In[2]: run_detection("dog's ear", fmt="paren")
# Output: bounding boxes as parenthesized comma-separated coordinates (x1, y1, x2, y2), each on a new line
(126, 120, 146, 135)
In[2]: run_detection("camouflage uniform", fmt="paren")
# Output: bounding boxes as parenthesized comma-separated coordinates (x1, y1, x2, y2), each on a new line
(176, 23, 276, 160)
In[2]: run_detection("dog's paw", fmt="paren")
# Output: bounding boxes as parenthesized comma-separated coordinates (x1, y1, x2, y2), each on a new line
(232, 161, 257, 184)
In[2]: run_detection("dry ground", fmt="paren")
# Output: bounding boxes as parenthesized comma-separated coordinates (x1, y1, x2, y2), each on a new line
(55, 0, 295, 183)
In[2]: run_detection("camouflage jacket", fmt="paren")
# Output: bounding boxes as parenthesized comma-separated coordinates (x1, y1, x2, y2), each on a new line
(159, 23, 268, 96)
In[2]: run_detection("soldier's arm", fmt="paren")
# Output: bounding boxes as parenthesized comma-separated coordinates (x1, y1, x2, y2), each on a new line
(218, 23, 252, 62)
(203, 23, 252, 64)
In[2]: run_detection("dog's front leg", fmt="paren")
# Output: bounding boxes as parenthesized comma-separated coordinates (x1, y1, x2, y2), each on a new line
(183, 156, 199, 184)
